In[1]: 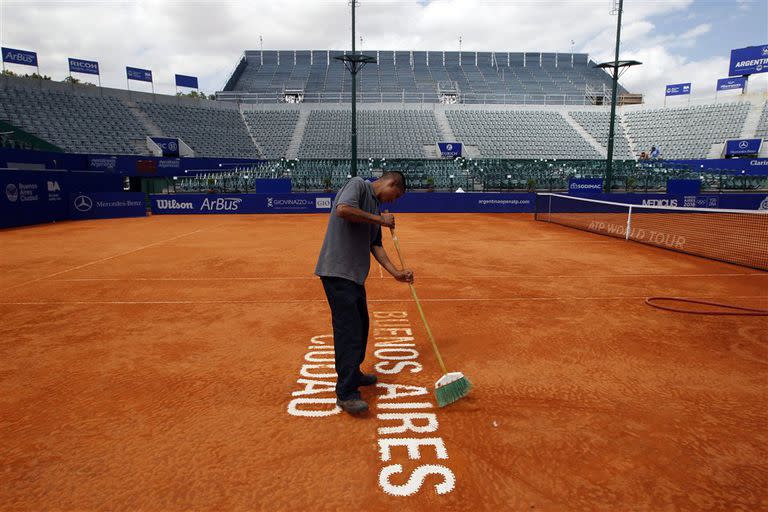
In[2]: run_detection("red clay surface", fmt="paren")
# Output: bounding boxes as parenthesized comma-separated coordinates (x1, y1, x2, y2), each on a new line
(1, 213, 766, 511)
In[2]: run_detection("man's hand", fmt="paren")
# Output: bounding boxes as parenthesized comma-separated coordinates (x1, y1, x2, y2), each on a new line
(394, 269, 414, 283)
(380, 212, 395, 229)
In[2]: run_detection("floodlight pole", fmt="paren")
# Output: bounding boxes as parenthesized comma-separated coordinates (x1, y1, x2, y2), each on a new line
(351, 0, 358, 177)
(605, 0, 624, 193)
(336, 0, 376, 178)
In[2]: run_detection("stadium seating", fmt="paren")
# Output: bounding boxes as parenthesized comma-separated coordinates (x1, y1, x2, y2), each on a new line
(0, 84, 145, 154)
(298, 109, 439, 159)
(445, 109, 603, 159)
(224, 50, 623, 104)
(0, 73, 762, 164)
(137, 102, 259, 158)
(623, 102, 750, 159)
(756, 102, 768, 141)
(569, 110, 635, 159)
(241, 109, 300, 159)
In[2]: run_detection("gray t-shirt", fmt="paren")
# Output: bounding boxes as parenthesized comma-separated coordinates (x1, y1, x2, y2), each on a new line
(315, 177, 382, 285)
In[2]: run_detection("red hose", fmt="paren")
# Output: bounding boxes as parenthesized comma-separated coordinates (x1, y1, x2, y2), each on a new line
(645, 297, 768, 316)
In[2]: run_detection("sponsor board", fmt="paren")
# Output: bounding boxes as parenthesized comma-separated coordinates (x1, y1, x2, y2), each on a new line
(569, 178, 603, 196)
(729, 45, 768, 76)
(69, 192, 146, 219)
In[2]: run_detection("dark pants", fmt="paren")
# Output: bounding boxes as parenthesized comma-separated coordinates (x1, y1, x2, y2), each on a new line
(320, 276, 369, 400)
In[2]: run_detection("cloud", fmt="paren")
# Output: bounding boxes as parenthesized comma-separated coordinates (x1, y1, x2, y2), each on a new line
(0, 0, 762, 102)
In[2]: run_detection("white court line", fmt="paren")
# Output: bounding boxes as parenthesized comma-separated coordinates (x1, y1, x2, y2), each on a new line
(2, 295, 765, 306)
(4, 225, 220, 292)
(49, 272, 766, 282)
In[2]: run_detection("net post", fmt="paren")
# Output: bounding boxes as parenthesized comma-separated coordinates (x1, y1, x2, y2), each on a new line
(547, 194, 552, 222)
(625, 205, 632, 240)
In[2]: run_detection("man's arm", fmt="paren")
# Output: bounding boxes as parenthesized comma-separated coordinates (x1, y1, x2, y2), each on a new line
(372, 244, 413, 283)
(337, 205, 395, 228)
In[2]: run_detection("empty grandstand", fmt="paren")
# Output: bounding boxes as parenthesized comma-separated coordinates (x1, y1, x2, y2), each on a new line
(756, 102, 768, 141)
(299, 108, 439, 159)
(241, 109, 300, 159)
(623, 102, 751, 159)
(0, 83, 145, 154)
(219, 50, 626, 105)
(446, 109, 603, 159)
(569, 110, 634, 159)
(137, 101, 259, 158)
(1, 71, 765, 164)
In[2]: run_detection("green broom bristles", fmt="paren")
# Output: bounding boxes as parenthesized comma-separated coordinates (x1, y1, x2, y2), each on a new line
(435, 372, 472, 407)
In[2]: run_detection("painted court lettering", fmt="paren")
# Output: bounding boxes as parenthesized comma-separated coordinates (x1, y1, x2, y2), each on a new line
(286, 313, 456, 495)
(372, 311, 457, 497)
(287, 334, 341, 417)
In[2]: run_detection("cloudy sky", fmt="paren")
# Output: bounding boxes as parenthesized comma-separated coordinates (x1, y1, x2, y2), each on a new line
(0, 0, 766, 104)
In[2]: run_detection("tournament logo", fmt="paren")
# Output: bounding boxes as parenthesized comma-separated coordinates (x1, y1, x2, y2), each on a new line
(759, 197, 768, 211)
(73, 195, 93, 212)
(5, 183, 18, 202)
(167, 141, 178, 152)
(315, 197, 331, 209)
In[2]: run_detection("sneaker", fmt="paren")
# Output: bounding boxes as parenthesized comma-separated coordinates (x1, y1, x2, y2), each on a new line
(336, 398, 369, 414)
(358, 373, 378, 386)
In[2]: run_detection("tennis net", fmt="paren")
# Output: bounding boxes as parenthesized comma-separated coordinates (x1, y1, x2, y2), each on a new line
(534, 193, 768, 271)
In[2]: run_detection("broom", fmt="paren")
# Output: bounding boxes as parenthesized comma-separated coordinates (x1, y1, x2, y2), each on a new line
(385, 219, 471, 407)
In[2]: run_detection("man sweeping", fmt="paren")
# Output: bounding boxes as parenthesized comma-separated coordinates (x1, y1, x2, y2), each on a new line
(315, 172, 413, 415)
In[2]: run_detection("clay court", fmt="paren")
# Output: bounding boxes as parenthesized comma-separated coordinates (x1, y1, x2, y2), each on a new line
(1, 213, 766, 511)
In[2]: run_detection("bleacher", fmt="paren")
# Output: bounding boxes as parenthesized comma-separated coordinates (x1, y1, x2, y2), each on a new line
(446, 109, 602, 159)
(756, 102, 768, 141)
(222, 50, 623, 104)
(241, 109, 300, 159)
(569, 110, 634, 159)
(298, 109, 438, 159)
(0, 72, 764, 164)
(137, 102, 259, 158)
(0, 84, 145, 154)
(623, 102, 750, 159)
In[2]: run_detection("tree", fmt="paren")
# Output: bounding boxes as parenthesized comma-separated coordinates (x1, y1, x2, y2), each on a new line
(63, 76, 80, 84)
(176, 90, 217, 101)
(1, 69, 17, 77)
(24, 73, 52, 81)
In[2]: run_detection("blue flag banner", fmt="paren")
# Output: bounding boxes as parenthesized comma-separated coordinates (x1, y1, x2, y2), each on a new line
(716, 77, 747, 91)
(437, 142, 462, 158)
(725, 139, 762, 157)
(175, 74, 199, 88)
(69, 58, 99, 76)
(126, 66, 153, 83)
(729, 45, 768, 76)
(150, 137, 180, 157)
(665, 83, 691, 96)
(569, 178, 603, 195)
(2, 47, 38, 67)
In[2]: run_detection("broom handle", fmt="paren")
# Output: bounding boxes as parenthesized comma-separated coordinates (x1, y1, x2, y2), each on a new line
(387, 225, 449, 374)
